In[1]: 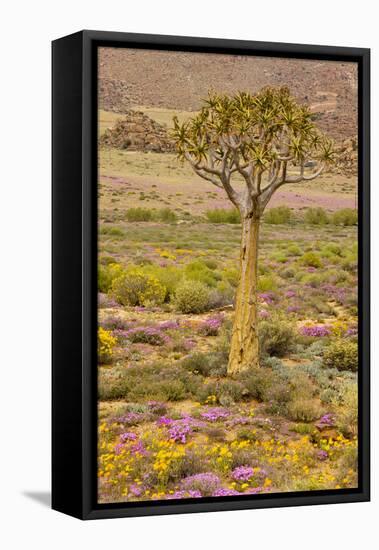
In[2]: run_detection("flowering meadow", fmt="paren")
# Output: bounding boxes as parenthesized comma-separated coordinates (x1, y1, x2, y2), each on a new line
(97, 197, 358, 502)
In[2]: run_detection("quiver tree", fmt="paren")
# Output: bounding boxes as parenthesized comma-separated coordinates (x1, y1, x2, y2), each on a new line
(172, 86, 335, 375)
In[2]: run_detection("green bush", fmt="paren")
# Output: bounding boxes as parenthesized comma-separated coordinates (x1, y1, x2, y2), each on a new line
(300, 251, 322, 268)
(300, 273, 325, 288)
(112, 268, 166, 306)
(304, 207, 329, 225)
(98, 362, 202, 402)
(259, 315, 297, 357)
(205, 208, 240, 224)
(156, 208, 177, 222)
(125, 207, 153, 221)
(100, 225, 125, 237)
(185, 260, 220, 288)
(174, 279, 210, 313)
(337, 384, 358, 437)
(222, 267, 239, 287)
(238, 367, 275, 402)
(208, 281, 235, 308)
(286, 399, 323, 422)
(143, 265, 182, 301)
(195, 379, 245, 405)
(98, 262, 124, 293)
(204, 259, 218, 270)
(182, 352, 213, 377)
(182, 350, 228, 378)
(264, 206, 292, 225)
(332, 208, 358, 226)
(322, 243, 343, 257)
(322, 339, 358, 372)
(258, 274, 277, 292)
(287, 244, 302, 256)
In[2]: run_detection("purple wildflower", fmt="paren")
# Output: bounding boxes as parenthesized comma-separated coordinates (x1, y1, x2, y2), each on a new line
(181, 473, 221, 496)
(168, 423, 191, 443)
(129, 484, 143, 497)
(130, 441, 148, 456)
(317, 450, 328, 461)
(166, 416, 205, 443)
(201, 407, 230, 422)
(147, 401, 167, 415)
(300, 325, 332, 337)
(258, 292, 275, 305)
(158, 320, 180, 330)
(232, 466, 255, 482)
(166, 490, 202, 499)
(116, 412, 149, 426)
(198, 316, 223, 336)
(226, 416, 252, 428)
(120, 432, 137, 442)
(121, 326, 169, 346)
(156, 416, 173, 426)
(114, 443, 125, 455)
(212, 488, 241, 497)
(316, 413, 335, 430)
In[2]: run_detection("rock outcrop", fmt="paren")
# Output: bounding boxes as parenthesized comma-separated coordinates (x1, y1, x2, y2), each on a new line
(99, 111, 175, 153)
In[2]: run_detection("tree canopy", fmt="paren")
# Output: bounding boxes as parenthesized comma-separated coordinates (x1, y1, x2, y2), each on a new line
(172, 86, 336, 216)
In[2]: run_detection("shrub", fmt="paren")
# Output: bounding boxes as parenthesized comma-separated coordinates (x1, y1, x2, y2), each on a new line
(286, 399, 323, 422)
(99, 315, 130, 331)
(205, 208, 240, 224)
(181, 473, 221, 496)
(121, 326, 168, 346)
(259, 316, 297, 357)
(337, 384, 358, 437)
(174, 279, 210, 313)
(332, 208, 358, 226)
(195, 379, 244, 405)
(185, 260, 220, 287)
(287, 244, 302, 256)
(205, 426, 227, 442)
(238, 368, 275, 402)
(291, 423, 316, 435)
(98, 262, 124, 293)
(208, 281, 234, 309)
(322, 339, 358, 372)
(300, 251, 322, 268)
(322, 243, 342, 257)
(222, 267, 239, 287)
(204, 259, 218, 270)
(98, 362, 202, 402)
(112, 268, 166, 306)
(304, 207, 329, 225)
(198, 316, 223, 336)
(182, 353, 213, 376)
(98, 327, 116, 364)
(125, 207, 153, 222)
(143, 265, 182, 301)
(156, 207, 177, 222)
(182, 351, 227, 377)
(258, 274, 277, 292)
(265, 206, 292, 224)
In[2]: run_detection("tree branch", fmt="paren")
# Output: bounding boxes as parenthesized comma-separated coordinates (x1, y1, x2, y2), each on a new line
(259, 161, 325, 209)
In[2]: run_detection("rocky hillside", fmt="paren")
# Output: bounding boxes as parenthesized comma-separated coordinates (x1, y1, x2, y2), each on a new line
(98, 47, 358, 142)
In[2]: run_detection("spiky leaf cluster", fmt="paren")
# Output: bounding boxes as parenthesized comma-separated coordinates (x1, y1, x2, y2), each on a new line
(171, 87, 336, 214)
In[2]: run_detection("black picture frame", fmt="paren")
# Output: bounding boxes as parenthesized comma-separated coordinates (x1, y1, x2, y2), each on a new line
(52, 30, 370, 520)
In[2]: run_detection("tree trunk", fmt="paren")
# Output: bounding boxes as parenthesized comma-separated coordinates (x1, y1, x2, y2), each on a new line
(227, 215, 260, 375)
